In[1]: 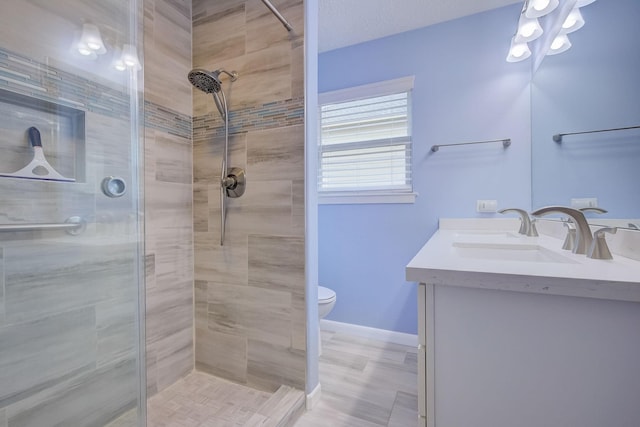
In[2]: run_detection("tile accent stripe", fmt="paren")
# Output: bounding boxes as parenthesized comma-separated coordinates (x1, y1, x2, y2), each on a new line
(144, 101, 191, 139)
(193, 97, 305, 139)
(0, 47, 191, 139)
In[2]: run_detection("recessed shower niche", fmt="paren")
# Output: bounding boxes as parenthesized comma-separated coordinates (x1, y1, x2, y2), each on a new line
(0, 88, 85, 182)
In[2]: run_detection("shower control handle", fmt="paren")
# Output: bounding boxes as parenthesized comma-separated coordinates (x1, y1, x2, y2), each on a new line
(224, 167, 246, 198)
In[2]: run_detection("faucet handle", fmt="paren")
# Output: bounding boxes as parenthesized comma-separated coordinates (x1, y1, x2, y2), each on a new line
(587, 227, 617, 260)
(562, 222, 577, 251)
(579, 207, 608, 214)
(528, 218, 539, 237)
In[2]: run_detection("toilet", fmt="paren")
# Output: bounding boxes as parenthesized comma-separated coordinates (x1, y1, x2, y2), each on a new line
(318, 286, 336, 356)
(318, 286, 336, 319)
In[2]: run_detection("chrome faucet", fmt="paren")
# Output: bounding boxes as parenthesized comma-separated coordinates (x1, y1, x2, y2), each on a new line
(531, 206, 593, 255)
(558, 207, 607, 252)
(497, 208, 538, 236)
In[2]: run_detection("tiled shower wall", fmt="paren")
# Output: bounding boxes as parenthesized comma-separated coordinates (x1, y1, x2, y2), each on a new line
(143, 0, 195, 397)
(192, 0, 307, 391)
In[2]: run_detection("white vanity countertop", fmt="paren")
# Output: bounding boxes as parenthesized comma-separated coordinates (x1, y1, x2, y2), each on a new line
(406, 219, 640, 303)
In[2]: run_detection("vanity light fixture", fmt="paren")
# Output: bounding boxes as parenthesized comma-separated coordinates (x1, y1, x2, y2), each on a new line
(506, 36, 532, 62)
(547, 34, 572, 55)
(525, 0, 559, 19)
(507, 0, 597, 63)
(561, 8, 585, 33)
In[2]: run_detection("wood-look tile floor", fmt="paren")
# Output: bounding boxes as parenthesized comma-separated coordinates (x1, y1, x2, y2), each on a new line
(294, 330, 419, 427)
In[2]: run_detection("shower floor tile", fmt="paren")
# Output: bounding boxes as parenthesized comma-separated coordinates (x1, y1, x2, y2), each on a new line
(147, 372, 273, 427)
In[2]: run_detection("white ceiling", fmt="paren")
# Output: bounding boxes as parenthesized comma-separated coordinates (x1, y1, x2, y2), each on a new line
(318, 0, 522, 53)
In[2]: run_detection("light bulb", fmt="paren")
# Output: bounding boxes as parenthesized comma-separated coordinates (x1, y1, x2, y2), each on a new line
(78, 45, 93, 56)
(515, 15, 543, 43)
(548, 34, 572, 55)
(120, 44, 142, 70)
(525, 0, 559, 18)
(506, 37, 531, 62)
(533, 0, 550, 12)
(79, 24, 106, 55)
(561, 8, 585, 33)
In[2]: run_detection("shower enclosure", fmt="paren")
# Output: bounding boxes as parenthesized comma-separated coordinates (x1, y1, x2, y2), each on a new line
(0, 1, 145, 426)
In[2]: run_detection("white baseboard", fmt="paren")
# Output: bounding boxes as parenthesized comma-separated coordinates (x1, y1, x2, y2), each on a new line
(306, 383, 321, 410)
(320, 319, 418, 347)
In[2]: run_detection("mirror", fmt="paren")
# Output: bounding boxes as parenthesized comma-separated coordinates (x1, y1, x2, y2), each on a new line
(531, 0, 640, 230)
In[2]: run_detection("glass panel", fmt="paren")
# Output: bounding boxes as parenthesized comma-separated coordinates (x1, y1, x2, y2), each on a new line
(0, 1, 144, 426)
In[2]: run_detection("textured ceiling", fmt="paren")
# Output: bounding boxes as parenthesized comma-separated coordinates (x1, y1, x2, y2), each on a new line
(318, 0, 522, 52)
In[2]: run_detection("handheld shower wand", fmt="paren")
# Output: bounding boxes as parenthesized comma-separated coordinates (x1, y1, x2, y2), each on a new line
(188, 68, 246, 245)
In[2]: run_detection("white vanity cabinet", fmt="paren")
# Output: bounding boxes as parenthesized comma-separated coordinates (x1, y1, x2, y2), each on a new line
(408, 221, 640, 427)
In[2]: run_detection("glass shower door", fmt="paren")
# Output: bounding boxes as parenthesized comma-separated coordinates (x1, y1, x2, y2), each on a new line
(0, 1, 144, 426)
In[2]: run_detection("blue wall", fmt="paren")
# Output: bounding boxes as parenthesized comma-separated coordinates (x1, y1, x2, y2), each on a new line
(318, 4, 532, 334)
(531, 0, 640, 217)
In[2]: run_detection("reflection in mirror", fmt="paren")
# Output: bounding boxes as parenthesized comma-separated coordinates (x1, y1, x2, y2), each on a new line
(531, 0, 640, 230)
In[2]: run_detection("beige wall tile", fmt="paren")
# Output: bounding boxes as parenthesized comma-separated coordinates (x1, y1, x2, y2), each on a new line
(155, 132, 192, 184)
(247, 125, 304, 181)
(193, 0, 244, 20)
(219, 45, 293, 109)
(248, 235, 305, 293)
(207, 283, 292, 347)
(0, 249, 4, 327)
(195, 280, 208, 329)
(0, 307, 97, 407)
(156, 326, 194, 391)
(145, 0, 193, 116)
(193, 183, 209, 232)
(291, 41, 305, 99)
(146, 340, 158, 397)
(96, 296, 137, 367)
(194, 231, 248, 285)
(247, 340, 305, 391)
(196, 327, 248, 383)
(218, 180, 294, 236)
(193, 132, 246, 184)
(145, 180, 193, 231)
(292, 179, 305, 236)
(193, 5, 246, 67)
(192, 0, 305, 391)
(245, 0, 304, 54)
(291, 292, 307, 352)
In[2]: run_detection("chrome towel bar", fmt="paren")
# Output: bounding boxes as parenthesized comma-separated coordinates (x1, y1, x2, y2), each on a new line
(430, 138, 511, 153)
(553, 125, 640, 143)
(0, 216, 85, 235)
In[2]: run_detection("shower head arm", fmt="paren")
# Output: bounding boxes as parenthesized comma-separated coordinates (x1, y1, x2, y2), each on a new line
(217, 69, 238, 82)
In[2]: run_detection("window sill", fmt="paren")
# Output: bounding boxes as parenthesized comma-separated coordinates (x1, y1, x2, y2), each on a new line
(319, 192, 418, 205)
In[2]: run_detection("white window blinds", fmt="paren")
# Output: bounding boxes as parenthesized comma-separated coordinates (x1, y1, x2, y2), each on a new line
(318, 78, 413, 199)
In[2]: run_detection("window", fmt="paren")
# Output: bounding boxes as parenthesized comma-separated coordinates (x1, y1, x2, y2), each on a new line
(318, 77, 416, 204)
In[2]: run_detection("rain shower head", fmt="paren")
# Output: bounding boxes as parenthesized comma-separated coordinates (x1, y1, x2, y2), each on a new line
(187, 68, 238, 94)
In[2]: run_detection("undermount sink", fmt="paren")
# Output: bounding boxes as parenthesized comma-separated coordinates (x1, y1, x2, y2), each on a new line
(453, 231, 520, 239)
(452, 241, 579, 264)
